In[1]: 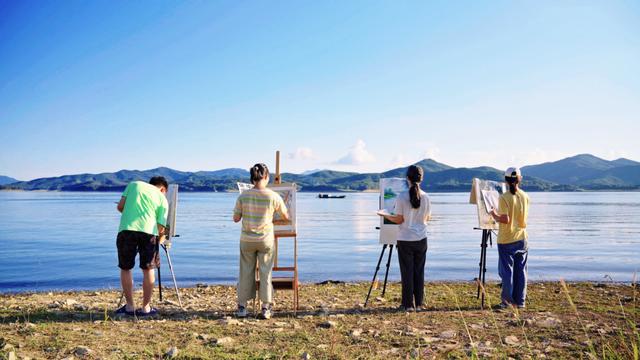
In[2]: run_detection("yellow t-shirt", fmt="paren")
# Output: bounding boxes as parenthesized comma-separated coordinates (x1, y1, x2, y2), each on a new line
(233, 188, 287, 243)
(497, 190, 530, 244)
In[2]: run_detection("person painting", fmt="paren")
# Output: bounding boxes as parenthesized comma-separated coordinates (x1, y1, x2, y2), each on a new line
(379, 165, 432, 311)
(490, 167, 530, 309)
(233, 163, 289, 319)
(115, 176, 169, 317)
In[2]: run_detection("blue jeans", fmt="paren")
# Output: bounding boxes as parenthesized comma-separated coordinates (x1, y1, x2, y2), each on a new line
(498, 240, 528, 306)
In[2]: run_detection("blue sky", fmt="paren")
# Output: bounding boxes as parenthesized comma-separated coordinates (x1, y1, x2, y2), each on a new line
(1, 1, 639, 180)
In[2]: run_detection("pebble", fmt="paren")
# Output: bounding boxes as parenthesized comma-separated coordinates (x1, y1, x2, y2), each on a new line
(350, 328, 363, 338)
(164, 346, 179, 358)
(300, 352, 311, 360)
(316, 344, 328, 350)
(196, 333, 210, 341)
(210, 337, 235, 347)
(8, 352, 16, 360)
(536, 317, 561, 328)
(410, 348, 420, 359)
(218, 317, 241, 326)
(422, 336, 441, 343)
(375, 296, 386, 302)
(64, 299, 79, 307)
(440, 330, 457, 339)
(504, 335, 519, 346)
(73, 346, 92, 357)
(318, 321, 337, 329)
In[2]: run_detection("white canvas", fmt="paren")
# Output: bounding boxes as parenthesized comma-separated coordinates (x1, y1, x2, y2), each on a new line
(379, 178, 408, 245)
(269, 183, 297, 236)
(236, 182, 297, 236)
(469, 178, 505, 230)
(166, 184, 179, 239)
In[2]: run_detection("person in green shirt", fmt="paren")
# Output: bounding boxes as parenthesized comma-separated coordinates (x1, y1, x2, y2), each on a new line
(115, 176, 169, 317)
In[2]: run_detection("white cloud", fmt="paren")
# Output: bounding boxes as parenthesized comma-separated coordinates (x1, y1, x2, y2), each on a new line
(421, 147, 441, 161)
(288, 147, 316, 161)
(335, 139, 376, 165)
(390, 154, 407, 167)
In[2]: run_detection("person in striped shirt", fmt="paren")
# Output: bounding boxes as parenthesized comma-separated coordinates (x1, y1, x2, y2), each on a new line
(233, 163, 289, 319)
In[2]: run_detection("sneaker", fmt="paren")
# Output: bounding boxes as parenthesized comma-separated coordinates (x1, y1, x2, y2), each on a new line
(115, 305, 135, 316)
(496, 302, 511, 310)
(397, 305, 415, 312)
(259, 306, 272, 320)
(136, 307, 159, 317)
(516, 304, 526, 309)
(236, 305, 247, 318)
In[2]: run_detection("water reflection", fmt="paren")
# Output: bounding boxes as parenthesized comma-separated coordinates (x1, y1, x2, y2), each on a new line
(0, 191, 639, 292)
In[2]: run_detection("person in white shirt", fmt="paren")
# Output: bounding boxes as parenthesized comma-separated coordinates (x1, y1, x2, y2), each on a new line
(379, 165, 431, 311)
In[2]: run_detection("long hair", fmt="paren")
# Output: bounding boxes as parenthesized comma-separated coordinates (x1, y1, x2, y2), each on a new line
(505, 176, 520, 195)
(406, 165, 424, 209)
(250, 163, 269, 184)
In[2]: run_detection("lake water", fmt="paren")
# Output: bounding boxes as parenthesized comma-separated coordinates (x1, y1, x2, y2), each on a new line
(0, 191, 638, 292)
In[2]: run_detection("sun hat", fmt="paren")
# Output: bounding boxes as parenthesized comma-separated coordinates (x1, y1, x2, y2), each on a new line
(505, 167, 521, 178)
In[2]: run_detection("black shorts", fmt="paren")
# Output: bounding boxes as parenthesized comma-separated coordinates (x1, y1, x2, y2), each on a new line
(116, 230, 160, 270)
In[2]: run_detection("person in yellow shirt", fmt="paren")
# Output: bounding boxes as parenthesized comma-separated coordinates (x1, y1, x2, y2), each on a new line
(490, 167, 530, 308)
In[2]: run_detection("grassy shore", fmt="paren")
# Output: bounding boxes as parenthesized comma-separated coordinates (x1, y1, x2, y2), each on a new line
(0, 281, 638, 359)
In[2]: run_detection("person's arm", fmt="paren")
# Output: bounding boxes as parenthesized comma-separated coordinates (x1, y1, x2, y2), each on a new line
(117, 183, 131, 213)
(382, 213, 404, 224)
(233, 197, 242, 223)
(117, 196, 126, 213)
(381, 196, 404, 224)
(490, 197, 510, 224)
(272, 196, 290, 225)
(424, 195, 432, 222)
(156, 224, 167, 244)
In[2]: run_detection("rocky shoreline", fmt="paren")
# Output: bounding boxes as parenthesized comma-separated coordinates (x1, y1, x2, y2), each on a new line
(0, 281, 638, 359)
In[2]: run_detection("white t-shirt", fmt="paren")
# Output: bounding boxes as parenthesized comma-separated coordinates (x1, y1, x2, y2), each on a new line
(394, 190, 431, 241)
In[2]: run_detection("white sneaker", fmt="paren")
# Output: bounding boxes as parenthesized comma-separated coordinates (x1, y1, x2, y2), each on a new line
(236, 305, 247, 318)
(259, 306, 272, 320)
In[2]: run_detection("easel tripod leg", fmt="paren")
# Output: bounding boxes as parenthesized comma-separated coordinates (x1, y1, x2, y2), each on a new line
(381, 245, 394, 297)
(157, 243, 163, 301)
(364, 245, 387, 308)
(163, 245, 183, 309)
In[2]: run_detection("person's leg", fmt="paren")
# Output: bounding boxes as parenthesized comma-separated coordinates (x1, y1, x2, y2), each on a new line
(116, 231, 137, 312)
(512, 241, 528, 307)
(396, 241, 415, 308)
(413, 238, 427, 307)
(138, 234, 161, 313)
(141, 268, 155, 312)
(120, 269, 134, 311)
(257, 239, 275, 307)
(238, 241, 258, 307)
(497, 243, 515, 305)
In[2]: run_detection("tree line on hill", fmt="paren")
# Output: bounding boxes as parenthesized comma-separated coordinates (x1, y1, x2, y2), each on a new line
(1, 154, 639, 192)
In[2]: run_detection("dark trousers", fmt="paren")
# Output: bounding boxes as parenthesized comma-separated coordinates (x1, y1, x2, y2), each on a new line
(396, 238, 428, 308)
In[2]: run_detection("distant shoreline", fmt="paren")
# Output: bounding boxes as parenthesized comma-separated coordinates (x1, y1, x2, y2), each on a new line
(2, 188, 640, 193)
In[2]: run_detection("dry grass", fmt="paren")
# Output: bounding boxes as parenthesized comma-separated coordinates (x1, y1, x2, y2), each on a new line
(0, 281, 638, 359)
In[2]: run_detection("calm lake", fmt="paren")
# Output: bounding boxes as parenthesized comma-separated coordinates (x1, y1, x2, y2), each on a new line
(0, 191, 638, 292)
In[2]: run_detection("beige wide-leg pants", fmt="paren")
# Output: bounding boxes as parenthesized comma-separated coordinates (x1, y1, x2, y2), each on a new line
(237, 239, 274, 306)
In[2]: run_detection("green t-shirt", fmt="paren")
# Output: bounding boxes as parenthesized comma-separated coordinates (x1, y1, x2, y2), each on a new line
(118, 181, 168, 236)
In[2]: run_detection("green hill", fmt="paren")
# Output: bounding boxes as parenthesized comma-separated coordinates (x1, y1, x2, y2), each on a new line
(2, 154, 638, 192)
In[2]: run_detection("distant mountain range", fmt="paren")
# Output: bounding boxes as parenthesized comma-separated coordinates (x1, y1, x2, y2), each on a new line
(1, 154, 639, 192)
(0, 176, 19, 186)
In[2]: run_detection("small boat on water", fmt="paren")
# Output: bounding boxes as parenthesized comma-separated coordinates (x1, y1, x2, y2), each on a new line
(318, 193, 346, 199)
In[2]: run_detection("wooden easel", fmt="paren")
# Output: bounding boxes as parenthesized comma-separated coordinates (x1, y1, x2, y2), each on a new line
(255, 151, 300, 312)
